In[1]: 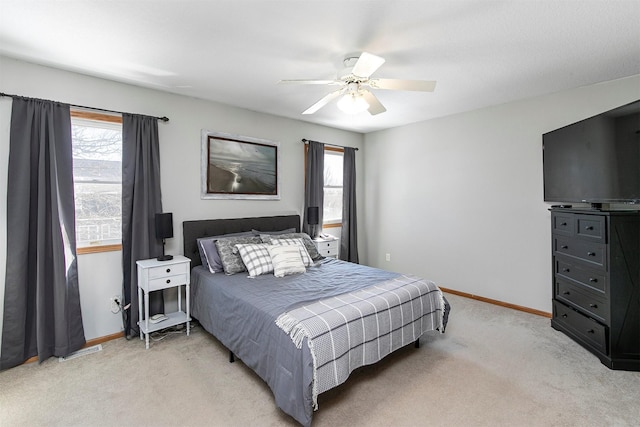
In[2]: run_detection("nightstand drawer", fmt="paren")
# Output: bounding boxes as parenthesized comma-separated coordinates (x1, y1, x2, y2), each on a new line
(148, 262, 189, 279)
(316, 239, 338, 257)
(148, 273, 188, 292)
(316, 240, 338, 250)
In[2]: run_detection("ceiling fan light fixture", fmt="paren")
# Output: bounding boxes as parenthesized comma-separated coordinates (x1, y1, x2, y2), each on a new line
(280, 52, 435, 116)
(337, 92, 369, 114)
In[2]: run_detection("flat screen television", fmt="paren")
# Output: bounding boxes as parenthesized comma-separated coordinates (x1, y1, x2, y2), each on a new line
(543, 100, 640, 207)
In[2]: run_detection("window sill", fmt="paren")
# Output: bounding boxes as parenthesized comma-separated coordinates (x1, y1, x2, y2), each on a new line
(77, 244, 122, 255)
(323, 222, 342, 229)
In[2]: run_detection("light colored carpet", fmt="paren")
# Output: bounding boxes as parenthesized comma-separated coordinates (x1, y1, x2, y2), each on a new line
(1, 293, 639, 426)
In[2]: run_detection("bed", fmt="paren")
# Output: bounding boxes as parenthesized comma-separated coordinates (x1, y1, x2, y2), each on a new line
(183, 215, 449, 426)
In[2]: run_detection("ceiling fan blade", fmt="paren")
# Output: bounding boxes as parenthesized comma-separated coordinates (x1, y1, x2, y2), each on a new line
(369, 78, 436, 92)
(361, 91, 386, 115)
(302, 89, 344, 114)
(279, 79, 339, 85)
(351, 52, 386, 78)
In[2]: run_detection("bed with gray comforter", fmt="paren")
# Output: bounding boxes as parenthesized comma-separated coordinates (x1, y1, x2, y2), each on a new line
(183, 215, 448, 426)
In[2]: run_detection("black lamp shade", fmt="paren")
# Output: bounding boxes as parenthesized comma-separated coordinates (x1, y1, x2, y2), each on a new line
(155, 213, 174, 240)
(307, 207, 319, 225)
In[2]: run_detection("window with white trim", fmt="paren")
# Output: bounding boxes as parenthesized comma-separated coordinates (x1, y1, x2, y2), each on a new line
(323, 149, 343, 226)
(71, 112, 123, 250)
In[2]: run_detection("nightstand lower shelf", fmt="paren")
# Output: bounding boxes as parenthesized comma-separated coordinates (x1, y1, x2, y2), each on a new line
(138, 311, 191, 335)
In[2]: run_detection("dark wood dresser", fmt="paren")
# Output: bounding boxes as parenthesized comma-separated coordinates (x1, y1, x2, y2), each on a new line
(550, 208, 640, 371)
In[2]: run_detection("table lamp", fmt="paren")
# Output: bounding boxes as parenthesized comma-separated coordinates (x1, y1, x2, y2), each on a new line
(307, 206, 319, 239)
(155, 212, 174, 261)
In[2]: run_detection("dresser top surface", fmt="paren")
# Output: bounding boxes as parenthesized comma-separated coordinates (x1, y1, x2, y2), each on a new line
(550, 208, 640, 217)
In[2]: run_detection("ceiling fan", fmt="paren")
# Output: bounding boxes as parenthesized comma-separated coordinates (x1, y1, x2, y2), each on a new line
(279, 52, 436, 115)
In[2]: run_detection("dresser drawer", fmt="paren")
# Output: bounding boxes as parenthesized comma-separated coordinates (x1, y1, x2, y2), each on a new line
(148, 273, 189, 292)
(552, 213, 575, 237)
(148, 262, 189, 279)
(555, 278, 609, 324)
(576, 215, 606, 243)
(553, 237, 606, 268)
(553, 300, 607, 355)
(555, 259, 607, 295)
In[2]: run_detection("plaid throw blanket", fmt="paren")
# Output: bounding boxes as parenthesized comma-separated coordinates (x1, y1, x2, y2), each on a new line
(275, 275, 445, 409)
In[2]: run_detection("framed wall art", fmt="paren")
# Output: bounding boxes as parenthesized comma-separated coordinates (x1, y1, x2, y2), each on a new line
(201, 130, 280, 200)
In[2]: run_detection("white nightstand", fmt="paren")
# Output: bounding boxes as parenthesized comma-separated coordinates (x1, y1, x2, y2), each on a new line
(313, 235, 340, 258)
(136, 255, 191, 349)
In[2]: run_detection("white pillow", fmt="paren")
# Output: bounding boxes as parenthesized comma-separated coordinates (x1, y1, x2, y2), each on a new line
(267, 245, 306, 277)
(235, 243, 273, 277)
(271, 238, 313, 267)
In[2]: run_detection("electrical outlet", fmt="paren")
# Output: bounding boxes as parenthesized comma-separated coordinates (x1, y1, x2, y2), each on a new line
(110, 295, 121, 313)
(385, 253, 391, 262)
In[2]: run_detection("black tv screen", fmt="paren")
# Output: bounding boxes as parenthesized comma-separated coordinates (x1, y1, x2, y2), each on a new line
(543, 100, 640, 205)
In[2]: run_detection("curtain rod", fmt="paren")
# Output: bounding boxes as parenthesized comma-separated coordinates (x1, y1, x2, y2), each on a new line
(0, 92, 169, 122)
(301, 138, 359, 151)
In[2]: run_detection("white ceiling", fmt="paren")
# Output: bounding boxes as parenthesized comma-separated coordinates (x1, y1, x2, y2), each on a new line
(1, 0, 639, 133)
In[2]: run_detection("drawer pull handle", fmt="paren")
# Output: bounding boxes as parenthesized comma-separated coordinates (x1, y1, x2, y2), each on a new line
(587, 252, 596, 257)
(563, 268, 570, 272)
(166, 279, 171, 284)
(561, 245, 568, 249)
(563, 291, 570, 295)
(560, 222, 567, 226)
(562, 314, 568, 318)
(589, 303, 598, 309)
(589, 278, 598, 283)
(166, 268, 171, 273)
(587, 329, 595, 334)
(585, 226, 594, 231)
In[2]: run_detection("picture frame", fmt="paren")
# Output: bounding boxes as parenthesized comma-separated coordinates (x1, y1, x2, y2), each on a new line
(201, 130, 280, 200)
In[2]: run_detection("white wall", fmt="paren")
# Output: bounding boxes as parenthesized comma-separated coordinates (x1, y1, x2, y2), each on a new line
(363, 74, 640, 313)
(0, 56, 363, 341)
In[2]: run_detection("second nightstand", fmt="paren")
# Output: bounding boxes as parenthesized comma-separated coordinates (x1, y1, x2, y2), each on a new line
(313, 235, 340, 258)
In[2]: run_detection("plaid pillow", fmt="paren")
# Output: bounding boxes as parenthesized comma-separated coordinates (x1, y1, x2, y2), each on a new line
(235, 243, 274, 277)
(271, 238, 313, 267)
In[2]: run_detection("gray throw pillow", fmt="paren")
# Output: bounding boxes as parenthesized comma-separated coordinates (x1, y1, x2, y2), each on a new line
(197, 231, 254, 273)
(215, 235, 262, 275)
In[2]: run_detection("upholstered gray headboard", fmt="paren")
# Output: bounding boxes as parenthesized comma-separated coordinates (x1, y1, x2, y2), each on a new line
(182, 215, 301, 267)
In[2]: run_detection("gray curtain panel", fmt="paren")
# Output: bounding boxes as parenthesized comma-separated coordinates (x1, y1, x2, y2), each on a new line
(1, 97, 85, 370)
(122, 114, 164, 338)
(340, 147, 359, 263)
(303, 140, 324, 237)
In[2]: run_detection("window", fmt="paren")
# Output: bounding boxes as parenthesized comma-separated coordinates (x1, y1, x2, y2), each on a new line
(71, 111, 123, 252)
(323, 148, 344, 227)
